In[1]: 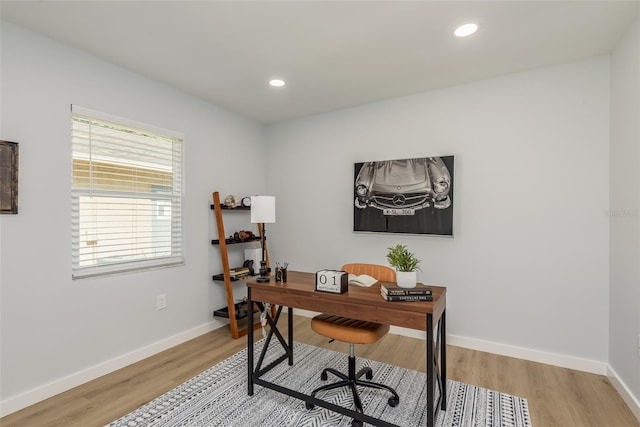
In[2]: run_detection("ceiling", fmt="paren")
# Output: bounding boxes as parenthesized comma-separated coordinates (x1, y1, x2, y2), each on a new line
(2, 1, 638, 124)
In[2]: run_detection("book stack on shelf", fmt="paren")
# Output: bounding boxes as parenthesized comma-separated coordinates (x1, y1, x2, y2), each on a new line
(381, 284, 433, 301)
(212, 266, 252, 282)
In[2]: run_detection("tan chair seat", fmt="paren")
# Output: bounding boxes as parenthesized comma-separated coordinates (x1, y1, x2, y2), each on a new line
(311, 314, 390, 345)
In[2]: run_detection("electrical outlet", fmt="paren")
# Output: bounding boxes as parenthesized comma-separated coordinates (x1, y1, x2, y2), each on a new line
(157, 294, 167, 310)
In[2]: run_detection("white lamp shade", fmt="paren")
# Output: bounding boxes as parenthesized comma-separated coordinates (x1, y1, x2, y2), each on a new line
(250, 196, 276, 223)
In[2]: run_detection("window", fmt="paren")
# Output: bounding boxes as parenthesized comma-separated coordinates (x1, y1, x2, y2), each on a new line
(71, 106, 184, 278)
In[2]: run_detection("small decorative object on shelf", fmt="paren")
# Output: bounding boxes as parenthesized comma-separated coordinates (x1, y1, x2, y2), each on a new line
(243, 259, 255, 275)
(211, 230, 261, 245)
(224, 194, 240, 208)
(241, 196, 252, 207)
(386, 244, 421, 288)
(212, 263, 254, 281)
(233, 230, 256, 242)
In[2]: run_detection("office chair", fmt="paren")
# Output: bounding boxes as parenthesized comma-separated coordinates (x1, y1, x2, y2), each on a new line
(306, 263, 400, 427)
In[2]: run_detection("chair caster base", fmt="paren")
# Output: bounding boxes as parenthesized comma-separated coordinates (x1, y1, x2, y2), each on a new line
(357, 366, 373, 380)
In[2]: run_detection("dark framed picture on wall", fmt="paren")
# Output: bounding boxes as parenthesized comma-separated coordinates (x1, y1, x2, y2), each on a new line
(353, 156, 454, 236)
(0, 140, 19, 214)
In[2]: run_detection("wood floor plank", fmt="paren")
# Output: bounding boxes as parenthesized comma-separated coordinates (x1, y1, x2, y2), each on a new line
(1, 315, 638, 427)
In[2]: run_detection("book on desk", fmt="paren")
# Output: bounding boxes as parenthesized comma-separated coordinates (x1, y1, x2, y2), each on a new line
(347, 273, 378, 287)
(381, 283, 433, 301)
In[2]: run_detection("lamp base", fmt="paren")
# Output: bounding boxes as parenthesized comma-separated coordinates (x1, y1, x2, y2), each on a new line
(256, 260, 269, 282)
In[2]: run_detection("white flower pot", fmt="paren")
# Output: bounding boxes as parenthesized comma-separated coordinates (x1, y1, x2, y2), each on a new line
(396, 271, 417, 288)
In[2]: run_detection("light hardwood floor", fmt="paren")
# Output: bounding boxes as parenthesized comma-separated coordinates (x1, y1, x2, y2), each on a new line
(1, 315, 638, 427)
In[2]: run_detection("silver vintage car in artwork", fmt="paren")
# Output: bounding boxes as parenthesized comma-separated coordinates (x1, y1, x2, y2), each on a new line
(354, 157, 451, 214)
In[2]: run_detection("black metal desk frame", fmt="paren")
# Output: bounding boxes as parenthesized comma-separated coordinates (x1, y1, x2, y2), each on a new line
(247, 278, 446, 427)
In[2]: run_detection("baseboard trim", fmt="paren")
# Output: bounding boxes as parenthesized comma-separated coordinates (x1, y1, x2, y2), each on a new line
(607, 365, 640, 422)
(446, 334, 607, 375)
(1, 310, 621, 418)
(0, 321, 218, 417)
(294, 308, 607, 375)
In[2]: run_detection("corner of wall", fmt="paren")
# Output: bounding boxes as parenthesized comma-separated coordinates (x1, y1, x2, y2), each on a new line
(607, 364, 640, 423)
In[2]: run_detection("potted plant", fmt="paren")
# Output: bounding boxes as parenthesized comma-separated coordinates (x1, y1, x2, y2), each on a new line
(386, 244, 421, 288)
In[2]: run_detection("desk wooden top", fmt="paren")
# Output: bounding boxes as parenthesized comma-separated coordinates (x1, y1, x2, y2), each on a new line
(248, 271, 446, 331)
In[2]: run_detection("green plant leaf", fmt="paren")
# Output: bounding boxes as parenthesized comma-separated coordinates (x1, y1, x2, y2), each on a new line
(386, 244, 421, 272)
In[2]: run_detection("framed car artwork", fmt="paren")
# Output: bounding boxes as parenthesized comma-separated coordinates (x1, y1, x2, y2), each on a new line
(353, 156, 454, 236)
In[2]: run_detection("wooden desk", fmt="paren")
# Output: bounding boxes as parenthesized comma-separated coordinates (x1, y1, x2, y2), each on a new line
(247, 271, 447, 427)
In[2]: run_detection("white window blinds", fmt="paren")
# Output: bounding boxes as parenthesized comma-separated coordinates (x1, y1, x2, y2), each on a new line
(71, 105, 184, 278)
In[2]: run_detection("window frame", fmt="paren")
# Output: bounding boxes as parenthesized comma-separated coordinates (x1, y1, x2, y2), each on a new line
(71, 105, 185, 279)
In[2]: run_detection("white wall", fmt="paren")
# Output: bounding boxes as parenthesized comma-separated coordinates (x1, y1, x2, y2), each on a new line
(609, 15, 640, 408)
(2, 15, 637, 419)
(0, 22, 267, 408)
(266, 57, 611, 367)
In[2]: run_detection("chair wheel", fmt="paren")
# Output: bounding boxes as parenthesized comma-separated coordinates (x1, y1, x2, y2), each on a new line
(365, 370, 373, 380)
(388, 396, 399, 407)
(320, 372, 328, 381)
(305, 402, 314, 410)
(351, 419, 363, 427)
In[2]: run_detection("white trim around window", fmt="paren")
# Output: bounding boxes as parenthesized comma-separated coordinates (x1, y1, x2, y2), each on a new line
(71, 105, 185, 279)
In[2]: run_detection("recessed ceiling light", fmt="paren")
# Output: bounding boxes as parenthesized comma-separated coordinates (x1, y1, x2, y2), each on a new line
(454, 23, 478, 38)
(269, 79, 286, 87)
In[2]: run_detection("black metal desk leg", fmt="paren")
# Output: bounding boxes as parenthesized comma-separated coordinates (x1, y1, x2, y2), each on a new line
(427, 313, 434, 427)
(247, 287, 254, 396)
(440, 310, 446, 410)
(288, 307, 294, 366)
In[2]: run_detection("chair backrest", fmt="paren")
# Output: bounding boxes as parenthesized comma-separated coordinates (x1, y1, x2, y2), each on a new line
(341, 263, 396, 282)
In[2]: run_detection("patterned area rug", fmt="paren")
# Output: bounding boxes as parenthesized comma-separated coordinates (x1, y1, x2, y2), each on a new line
(107, 340, 531, 427)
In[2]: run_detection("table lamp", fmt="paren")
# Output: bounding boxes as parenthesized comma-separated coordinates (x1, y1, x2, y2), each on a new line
(250, 196, 276, 283)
